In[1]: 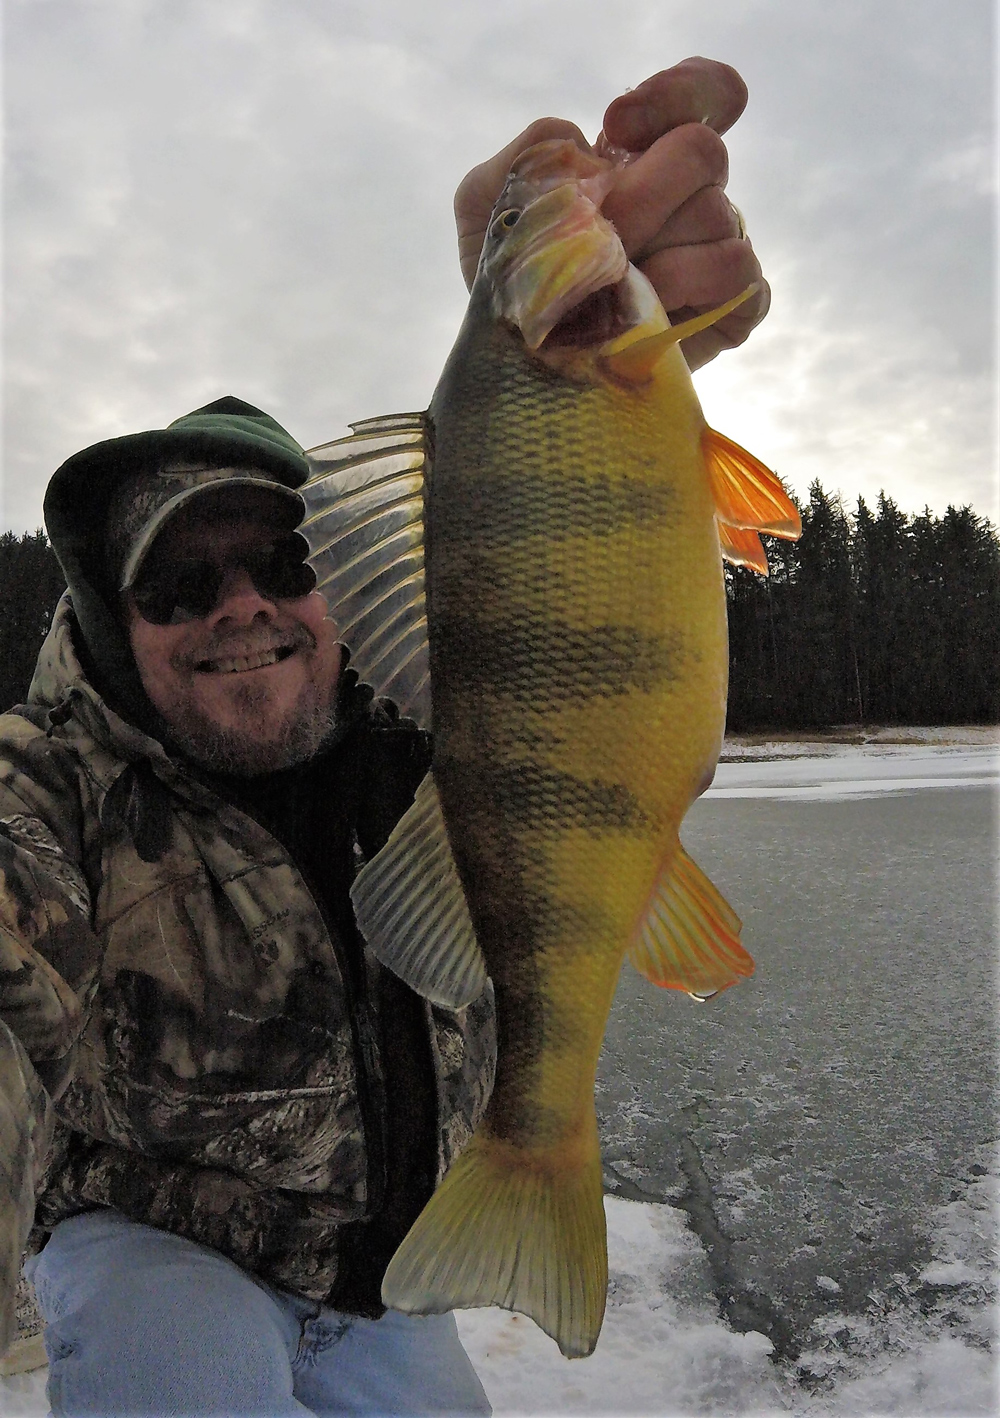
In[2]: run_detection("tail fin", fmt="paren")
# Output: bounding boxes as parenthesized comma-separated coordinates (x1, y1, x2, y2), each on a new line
(381, 1132, 608, 1359)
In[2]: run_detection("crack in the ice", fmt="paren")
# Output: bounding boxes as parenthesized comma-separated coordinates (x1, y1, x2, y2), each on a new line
(676, 1123, 800, 1362)
(601, 1163, 669, 1206)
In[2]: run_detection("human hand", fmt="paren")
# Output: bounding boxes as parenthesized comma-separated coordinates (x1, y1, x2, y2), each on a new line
(454, 58, 769, 371)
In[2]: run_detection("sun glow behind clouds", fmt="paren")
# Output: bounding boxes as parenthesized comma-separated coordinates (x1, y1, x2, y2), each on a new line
(694, 253, 998, 521)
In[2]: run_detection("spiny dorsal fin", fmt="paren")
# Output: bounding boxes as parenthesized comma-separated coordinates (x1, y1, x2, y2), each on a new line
(382, 1129, 608, 1359)
(703, 428, 801, 539)
(628, 844, 753, 1000)
(718, 521, 769, 575)
(301, 414, 431, 729)
(351, 771, 488, 1009)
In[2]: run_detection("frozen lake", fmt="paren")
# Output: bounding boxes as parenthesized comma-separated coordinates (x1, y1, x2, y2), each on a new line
(593, 738, 998, 1401)
(3, 738, 996, 1415)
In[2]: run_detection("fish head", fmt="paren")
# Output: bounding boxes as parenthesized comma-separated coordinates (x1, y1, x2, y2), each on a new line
(475, 139, 668, 378)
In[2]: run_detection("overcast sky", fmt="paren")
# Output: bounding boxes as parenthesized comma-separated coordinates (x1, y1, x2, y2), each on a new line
(3, 0, 996, 536)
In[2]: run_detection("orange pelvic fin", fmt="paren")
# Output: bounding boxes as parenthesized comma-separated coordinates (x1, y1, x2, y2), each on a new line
(717, 521, 769, 575)
(600, 328, 675, 384)
(703, 428, 801, 539)
(628, 845, 754, 1000)
(658, 281, 760, 346)
(382, 1131, 607, 1359)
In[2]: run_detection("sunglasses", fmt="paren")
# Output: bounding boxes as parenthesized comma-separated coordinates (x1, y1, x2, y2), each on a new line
(131, 533, 317, 625)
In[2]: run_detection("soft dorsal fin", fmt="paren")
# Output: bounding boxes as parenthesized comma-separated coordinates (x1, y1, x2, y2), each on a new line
(628, 844, 754, 1000)
(703, 428, 801, 539)
(350, 771, 488, 1009)
(301, 413, 431, 729)
(717, 521, 769, 575)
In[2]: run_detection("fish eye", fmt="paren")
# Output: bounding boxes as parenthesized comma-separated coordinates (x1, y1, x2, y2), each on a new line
(493, 208, 522, 234)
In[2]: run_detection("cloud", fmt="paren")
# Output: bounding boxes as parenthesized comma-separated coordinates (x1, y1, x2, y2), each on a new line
(3, 0, 995, 534)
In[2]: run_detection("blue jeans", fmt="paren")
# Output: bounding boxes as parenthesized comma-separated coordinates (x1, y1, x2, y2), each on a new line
(25, 1210, 491, 1417)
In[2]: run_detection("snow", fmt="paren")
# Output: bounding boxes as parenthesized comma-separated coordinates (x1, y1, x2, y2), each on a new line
(719, 727, 998, 758)
(3, 1174, 996, 1416)
(454, 1142, 998, 1416)
(2, 737, 995, 1416)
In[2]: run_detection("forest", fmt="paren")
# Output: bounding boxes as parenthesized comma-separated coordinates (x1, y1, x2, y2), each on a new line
(726, 484, 999, 730)
(1, 484, 998, 728)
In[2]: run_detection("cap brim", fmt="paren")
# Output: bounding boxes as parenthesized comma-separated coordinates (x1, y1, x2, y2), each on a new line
(120, 478, 306, 589)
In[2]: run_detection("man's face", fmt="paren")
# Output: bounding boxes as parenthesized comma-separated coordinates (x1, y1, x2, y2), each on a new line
(126, 496, 343, 775)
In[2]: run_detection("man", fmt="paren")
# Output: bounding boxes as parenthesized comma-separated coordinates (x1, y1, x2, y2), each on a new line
(0, 59, 767, 1415)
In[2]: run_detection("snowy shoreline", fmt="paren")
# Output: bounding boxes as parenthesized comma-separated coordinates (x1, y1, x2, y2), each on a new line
(720, 725, 998, 760)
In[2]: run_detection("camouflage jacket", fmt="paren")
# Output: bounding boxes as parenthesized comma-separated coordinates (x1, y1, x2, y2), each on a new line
(0, 596, 495, 1341)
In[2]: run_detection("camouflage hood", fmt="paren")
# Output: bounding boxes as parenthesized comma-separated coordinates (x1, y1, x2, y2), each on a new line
(26, 596, 177, 771)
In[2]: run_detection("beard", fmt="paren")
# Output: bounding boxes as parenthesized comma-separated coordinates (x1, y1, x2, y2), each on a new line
(163, 680, 339, 775)
(159, 625, 340, 776)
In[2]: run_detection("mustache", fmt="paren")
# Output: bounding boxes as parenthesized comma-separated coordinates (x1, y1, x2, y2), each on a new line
(174, 621, 317, 671)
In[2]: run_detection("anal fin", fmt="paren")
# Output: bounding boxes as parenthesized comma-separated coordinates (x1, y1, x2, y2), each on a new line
(382, 1131, 607, 1359)
(351, 771, 488, 1008)
(629, 845, 754, 999)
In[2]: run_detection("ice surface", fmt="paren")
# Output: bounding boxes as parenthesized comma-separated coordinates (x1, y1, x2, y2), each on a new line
(456, 1196, 786, 1416)
(457, 1171, 998, 1417)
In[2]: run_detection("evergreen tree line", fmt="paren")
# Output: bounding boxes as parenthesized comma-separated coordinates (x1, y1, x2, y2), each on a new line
(1, 492, 998, 726)
(0, 531, 67, 710)
(727, 484, 1000, 730)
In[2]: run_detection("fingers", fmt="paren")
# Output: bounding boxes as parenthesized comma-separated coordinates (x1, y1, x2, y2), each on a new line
(637, 236, 770, 370)
(677, 288, 770, 371)
(602, 57, 748, 147)
(601, 122, 730, 259)
(641, 235, 762, 313)
(598, 103, 766, 369)
(454, 118, 591, 290)
(657, 185, 745, 247)
(452, 56, 767, 370)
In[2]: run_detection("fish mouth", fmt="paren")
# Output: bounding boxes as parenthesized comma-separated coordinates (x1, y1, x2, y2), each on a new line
(539, 277, 640, 349)
(488, 184, 628, 351)
(482, 139, 662, 357)
(193, 641, 303, 675)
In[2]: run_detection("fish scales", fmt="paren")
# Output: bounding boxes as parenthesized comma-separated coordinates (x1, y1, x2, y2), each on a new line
(428, 290, 728, 1161)
(304, 138, 801, 1358)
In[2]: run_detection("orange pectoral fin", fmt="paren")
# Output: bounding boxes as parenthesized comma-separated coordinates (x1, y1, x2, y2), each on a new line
(718, 521, 769, 575)
(703, 428, 801, 539)
(628, 845, 754, 1000)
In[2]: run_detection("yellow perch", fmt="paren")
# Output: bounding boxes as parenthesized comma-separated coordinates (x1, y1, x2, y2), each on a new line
(301, 139, 801, 1359)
